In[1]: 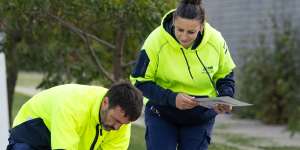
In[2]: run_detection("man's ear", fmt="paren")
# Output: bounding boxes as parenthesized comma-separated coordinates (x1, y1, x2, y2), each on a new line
(102, 97, 109, 109)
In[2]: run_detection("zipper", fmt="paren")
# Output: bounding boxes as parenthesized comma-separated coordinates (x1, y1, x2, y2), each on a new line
(90, 124, 102, 150)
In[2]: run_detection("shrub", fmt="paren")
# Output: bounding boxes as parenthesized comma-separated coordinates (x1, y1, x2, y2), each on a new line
(236, 17, 300, 133)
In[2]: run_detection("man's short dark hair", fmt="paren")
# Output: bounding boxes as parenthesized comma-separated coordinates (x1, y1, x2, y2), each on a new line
(105, 81, 143, 121)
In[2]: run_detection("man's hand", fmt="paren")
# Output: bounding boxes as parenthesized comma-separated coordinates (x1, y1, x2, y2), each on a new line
(175, 93, 199, 110)
(213, 103, 232, 114)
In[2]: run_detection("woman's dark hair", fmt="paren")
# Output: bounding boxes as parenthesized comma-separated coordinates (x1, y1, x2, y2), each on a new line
(174, 0, 205, 24)
(105, 81, 143, 121)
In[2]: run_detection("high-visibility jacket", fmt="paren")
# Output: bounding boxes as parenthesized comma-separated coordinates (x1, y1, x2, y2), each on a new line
(131, 9, 236, 104)
(13, 84, 130, 150)
(130, 10, 236, 126)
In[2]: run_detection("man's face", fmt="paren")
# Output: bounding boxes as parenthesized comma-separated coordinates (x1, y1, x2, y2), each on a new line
(100, 97, 130, 131)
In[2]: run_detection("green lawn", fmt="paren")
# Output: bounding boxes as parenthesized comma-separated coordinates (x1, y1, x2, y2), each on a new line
(128, 125, 146, 150)
(12, 92, 31, 119)
(209, 144, 239, 150)
(261, 147, 300, 150)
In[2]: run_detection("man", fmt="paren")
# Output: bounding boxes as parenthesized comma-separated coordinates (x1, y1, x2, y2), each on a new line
(7, 82, 143, 150)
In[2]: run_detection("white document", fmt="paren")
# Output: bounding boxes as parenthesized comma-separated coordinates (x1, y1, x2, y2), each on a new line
(193, 96, 252, 109)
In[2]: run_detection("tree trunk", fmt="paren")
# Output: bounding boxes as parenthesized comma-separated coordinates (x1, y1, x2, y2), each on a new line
(6, 43, 18, 125)
(113, 27, 126, 82)
(5, 30, 21, 125)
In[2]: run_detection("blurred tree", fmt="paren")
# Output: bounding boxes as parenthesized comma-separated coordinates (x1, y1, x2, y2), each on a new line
(0, 0, 176, 123)
(237, 17, 300, 133)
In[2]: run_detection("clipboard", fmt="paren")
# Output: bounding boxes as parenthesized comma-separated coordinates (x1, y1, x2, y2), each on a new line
(193, 96, 252, 109)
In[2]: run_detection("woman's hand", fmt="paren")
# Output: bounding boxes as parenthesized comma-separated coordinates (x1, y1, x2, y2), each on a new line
(175, 93, 199, 110)
(213, 103, 232, 114)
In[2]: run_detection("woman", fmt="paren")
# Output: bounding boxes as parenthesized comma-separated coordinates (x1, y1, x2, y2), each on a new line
(131, 0, 236, 149)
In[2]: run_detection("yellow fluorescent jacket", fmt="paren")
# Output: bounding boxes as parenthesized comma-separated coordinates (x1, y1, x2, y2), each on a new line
(13, 84, 131, 150)
(131, 10, 236, 98)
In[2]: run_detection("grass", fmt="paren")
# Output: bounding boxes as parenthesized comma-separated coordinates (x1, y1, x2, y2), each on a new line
(261, 147, 300, 150)
(12, 92, 31, 120)
(218, 133, 261, 146)
(214, 132, 276, 149)
(214, 123, 230, 130)
(128, 125, 146, 150)
(209, 143, 239, 150)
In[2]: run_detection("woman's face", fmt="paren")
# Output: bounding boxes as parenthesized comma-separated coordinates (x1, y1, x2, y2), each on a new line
(173, 16, 202, 48)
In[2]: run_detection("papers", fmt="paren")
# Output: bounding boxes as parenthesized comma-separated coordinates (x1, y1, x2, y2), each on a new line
(193, 96, 252, 109)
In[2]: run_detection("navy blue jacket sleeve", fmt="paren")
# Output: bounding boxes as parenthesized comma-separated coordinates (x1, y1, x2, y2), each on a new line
(216, 71, 235, 97)
(134, 81, 177, 107)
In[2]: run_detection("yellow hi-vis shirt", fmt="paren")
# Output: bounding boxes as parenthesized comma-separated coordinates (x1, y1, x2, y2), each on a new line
(13, 84, 131, 150)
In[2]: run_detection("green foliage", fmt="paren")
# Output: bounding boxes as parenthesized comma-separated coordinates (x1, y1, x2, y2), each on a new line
(1, 0, 175, 122)
(0, 0, 175, 87)
(237, 17, 300, 132)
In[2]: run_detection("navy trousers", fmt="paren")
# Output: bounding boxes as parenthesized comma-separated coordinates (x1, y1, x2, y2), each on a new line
(144, 105, 215, 150)
(7, 142, 35, 150)
(7, 118, 51, 150)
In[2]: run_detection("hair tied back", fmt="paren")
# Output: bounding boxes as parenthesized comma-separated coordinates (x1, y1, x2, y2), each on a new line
(181, 0, 202, 5)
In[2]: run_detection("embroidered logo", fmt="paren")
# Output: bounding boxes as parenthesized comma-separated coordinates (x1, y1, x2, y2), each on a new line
(202, 66, 214, 73)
